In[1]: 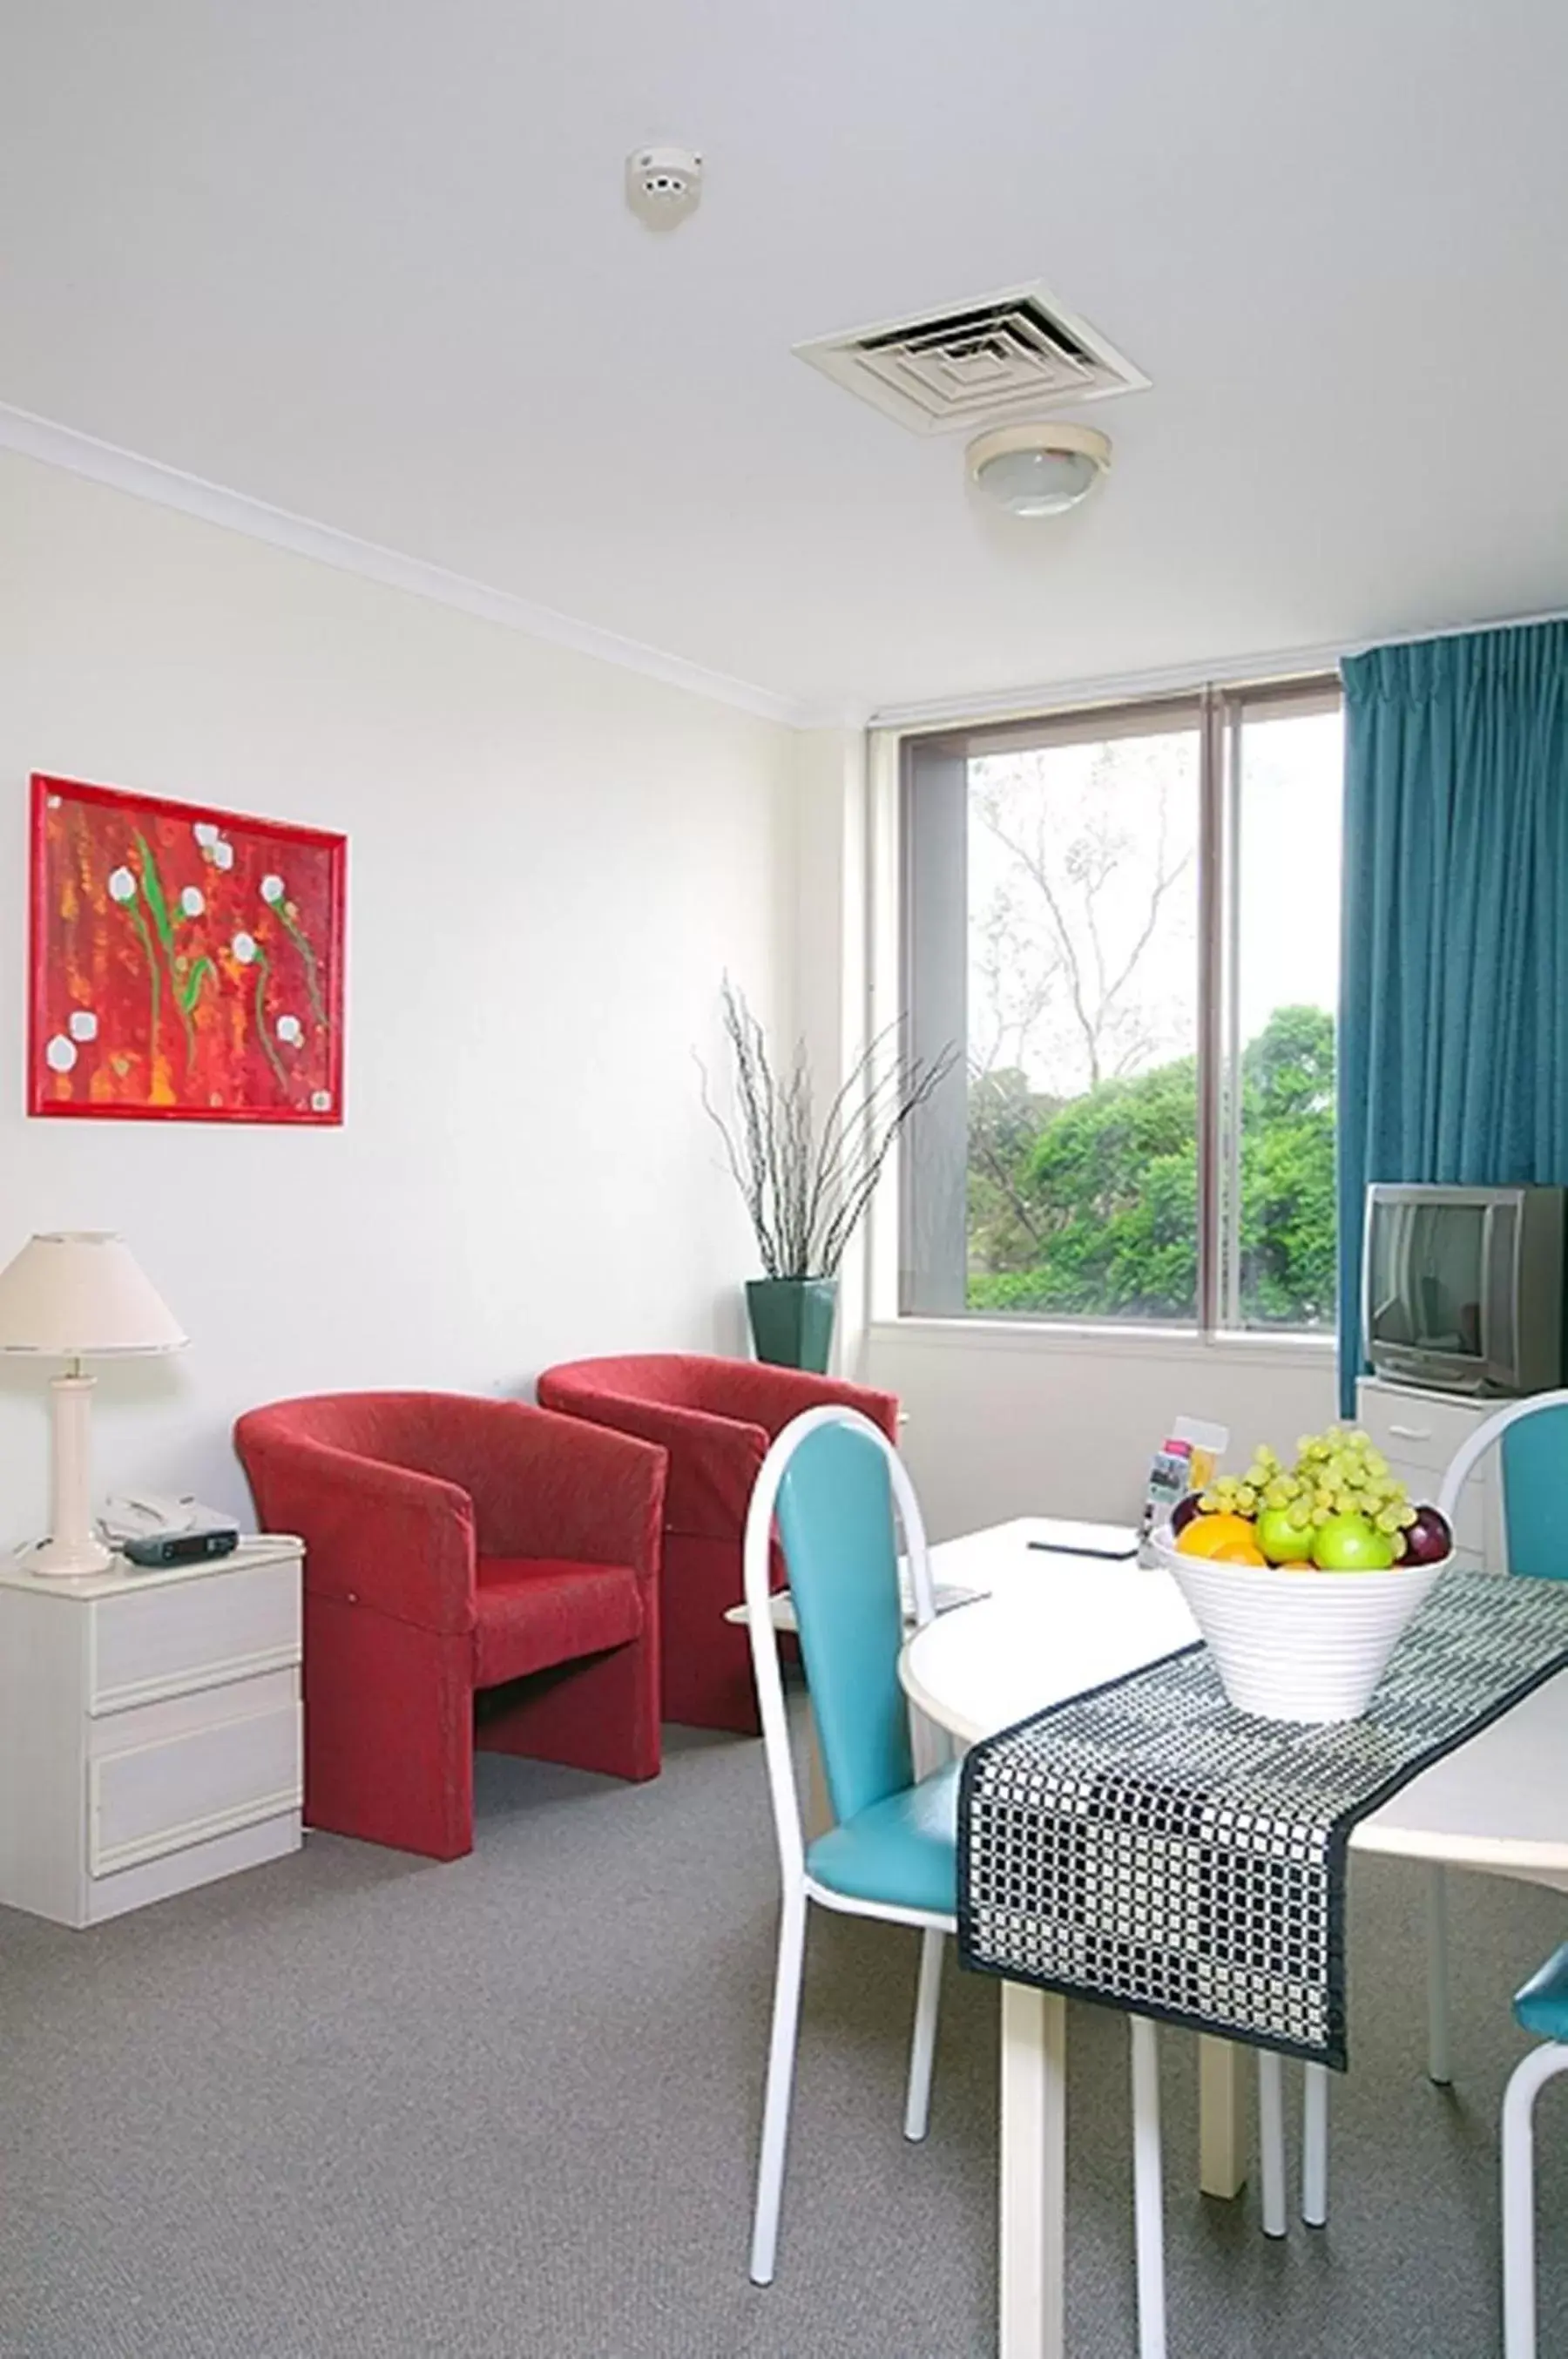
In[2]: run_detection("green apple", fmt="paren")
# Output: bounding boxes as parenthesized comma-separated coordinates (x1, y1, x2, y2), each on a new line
(1311, 1513, 1396, 1572)
(1254, 1507, 1315, 1565)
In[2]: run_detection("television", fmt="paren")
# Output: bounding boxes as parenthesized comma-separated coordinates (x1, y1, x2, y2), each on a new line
(1363, 1184, 1568, 1396)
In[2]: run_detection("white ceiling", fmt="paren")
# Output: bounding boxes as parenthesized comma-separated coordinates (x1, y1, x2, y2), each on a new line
(4, 1, 1568, 722)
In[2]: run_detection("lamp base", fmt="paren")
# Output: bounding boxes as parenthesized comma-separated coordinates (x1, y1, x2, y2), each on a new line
(35, 1371, 112, 1578)
(26, 1531, 115, 1579)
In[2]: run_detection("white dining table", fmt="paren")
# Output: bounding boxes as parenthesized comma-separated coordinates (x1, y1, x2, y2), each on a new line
(900, 1517, 1568, 2359)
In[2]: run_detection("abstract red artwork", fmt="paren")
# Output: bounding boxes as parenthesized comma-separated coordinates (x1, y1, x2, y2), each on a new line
(29, 774, 346, 1125)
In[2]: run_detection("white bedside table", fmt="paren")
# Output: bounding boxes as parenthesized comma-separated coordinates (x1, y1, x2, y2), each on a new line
(0, 1534, 304, 1927)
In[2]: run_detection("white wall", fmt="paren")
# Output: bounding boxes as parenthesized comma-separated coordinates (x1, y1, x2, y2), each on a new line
(0, 451, 797, 1538)
(865, 1323, 1339, 1544)
(789, 727, 872, 1376)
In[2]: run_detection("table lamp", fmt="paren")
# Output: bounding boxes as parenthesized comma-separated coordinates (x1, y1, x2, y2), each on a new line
(0, 1231, 187, 1576)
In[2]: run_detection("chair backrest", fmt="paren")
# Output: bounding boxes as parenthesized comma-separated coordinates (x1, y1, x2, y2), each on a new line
(742, 1406, 936, 1883)
(1436, 1389, 1568, 1579)
(238, 1390, 453, 1461)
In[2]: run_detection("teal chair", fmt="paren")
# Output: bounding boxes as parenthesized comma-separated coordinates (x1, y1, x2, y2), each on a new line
(741, 1405, 955, 2288)
(1298, 1393, 1568, 2241)
(1503, 1942, 1568, 2357)
(742, 1405, 1170, 2358)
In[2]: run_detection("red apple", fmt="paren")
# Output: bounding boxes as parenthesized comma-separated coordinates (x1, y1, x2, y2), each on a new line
(1402, 1505, 1453, 1566)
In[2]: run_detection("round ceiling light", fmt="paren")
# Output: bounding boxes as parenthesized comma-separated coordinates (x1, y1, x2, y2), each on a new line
(966, 421, 1112, 517)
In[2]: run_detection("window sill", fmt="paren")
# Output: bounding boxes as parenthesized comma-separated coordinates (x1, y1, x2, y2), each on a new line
(868, 1317, 1337, 1367)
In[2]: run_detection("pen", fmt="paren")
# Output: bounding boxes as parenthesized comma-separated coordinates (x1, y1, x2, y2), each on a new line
(1026, 1538, 1139, 1562)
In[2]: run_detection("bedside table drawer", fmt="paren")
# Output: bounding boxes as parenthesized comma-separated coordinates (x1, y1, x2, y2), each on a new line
(89, 1700, 301, 1877)
(89, 1560, 301, 1714)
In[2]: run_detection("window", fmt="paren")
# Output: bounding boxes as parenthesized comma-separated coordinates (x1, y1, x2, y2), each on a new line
(899, 679, 1342, 1335)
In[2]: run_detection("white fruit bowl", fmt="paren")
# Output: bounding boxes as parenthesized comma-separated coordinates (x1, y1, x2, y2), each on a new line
(1150, 1526, 1450, 1723)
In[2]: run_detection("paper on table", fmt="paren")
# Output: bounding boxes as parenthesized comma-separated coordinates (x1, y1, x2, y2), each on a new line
(898, 1572, 985, 1618)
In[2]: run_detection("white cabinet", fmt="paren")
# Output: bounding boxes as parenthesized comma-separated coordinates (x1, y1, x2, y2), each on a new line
(0, 1537, 303, 1926)
(1355, 1377, 1504, 1573)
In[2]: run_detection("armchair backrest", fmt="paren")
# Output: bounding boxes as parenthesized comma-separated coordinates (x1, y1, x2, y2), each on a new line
(743, 1407, 936, 1884)
(540, 1355, 709, 1410)
(535, 1358, 902, 1544)
(238, 1391, 472, 1480)
(234, 1392, 667, 1593)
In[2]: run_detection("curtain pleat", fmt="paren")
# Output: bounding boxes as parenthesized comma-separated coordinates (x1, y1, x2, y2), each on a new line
(1336, 621, 1568, 1411)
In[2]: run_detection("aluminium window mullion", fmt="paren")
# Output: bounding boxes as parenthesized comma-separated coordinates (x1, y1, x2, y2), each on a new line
(1219, 696, 1245, 1331)
(1195, 689, 1226, 1336)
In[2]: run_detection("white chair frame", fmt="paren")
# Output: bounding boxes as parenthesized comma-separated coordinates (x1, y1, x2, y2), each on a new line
(1259, 2052, 1329, 2237)
(743, 1406, 1171, 2358)
(1503, 2036, 1568, 2358)
(1426, 1389, 1568, 2085)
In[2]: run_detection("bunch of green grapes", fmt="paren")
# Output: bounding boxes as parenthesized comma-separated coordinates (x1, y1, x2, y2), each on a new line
(1200, 1427, 1418, 1547)
(1287, 1427, 1417, 1538)
(1199, 1443, 1285, 1520)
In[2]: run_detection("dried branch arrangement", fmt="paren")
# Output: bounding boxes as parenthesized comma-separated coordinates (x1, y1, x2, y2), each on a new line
(700, 978, 958, 1279)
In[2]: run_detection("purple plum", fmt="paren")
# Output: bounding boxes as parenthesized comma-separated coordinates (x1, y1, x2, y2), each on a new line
(1170, 1491, 1204, 1537)
(1402, 1504, 1453, 1565)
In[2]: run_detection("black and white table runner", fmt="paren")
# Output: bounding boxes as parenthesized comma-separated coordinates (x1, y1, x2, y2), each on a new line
(958, 1572, 1568, 2067)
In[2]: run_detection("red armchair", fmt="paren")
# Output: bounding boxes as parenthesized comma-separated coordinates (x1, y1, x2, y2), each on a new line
(233, 1392, 666, 1861)
(534, 1355, 900, 1735)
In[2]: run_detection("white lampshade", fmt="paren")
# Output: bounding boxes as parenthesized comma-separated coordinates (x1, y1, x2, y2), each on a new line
(0, 1232, 186, 1358)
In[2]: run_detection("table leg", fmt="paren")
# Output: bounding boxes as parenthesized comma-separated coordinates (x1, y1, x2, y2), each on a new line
(1000, 1983, 1066, 2359)
(1198, 2034, 1247, 2200)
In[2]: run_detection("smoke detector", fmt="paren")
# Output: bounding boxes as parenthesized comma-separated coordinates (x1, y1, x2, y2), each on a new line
(626, 145, 702, 230)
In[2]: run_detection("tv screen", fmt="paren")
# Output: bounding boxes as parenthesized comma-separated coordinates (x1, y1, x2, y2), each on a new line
(1367, 1199, 1485, 1361)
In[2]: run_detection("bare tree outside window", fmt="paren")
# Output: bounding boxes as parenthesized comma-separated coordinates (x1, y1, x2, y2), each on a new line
(936, 700, 1342, 1329)
(964, 728, 1202, 1320)
(970, 737, 1198, 1092)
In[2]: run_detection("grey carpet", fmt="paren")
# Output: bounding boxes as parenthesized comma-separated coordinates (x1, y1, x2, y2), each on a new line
(2, 1702, 1565, 2359)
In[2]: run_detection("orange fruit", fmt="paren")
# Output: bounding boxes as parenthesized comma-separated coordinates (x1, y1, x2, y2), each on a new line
(1211, 1539, 1267, 1566)
(1175, 1511, 1257, 1558)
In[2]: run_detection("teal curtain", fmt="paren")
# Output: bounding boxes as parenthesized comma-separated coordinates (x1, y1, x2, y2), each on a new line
(1337, 621, 1568, 1412)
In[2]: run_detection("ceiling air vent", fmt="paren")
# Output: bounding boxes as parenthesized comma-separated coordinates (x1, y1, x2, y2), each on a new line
(794, 282, 1149, 436)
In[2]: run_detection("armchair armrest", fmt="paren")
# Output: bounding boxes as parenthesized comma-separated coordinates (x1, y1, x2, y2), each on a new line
(234, 1427, 476, 1635)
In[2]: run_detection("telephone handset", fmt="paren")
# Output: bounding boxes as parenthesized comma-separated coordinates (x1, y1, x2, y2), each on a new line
(98, 1492, 201, 1542)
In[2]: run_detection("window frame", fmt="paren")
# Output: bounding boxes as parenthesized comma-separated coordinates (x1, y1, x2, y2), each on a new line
(892, 671, 1342, 1342)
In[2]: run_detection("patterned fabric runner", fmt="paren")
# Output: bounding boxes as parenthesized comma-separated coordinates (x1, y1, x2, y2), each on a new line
(958, 1572, 1568, 2067)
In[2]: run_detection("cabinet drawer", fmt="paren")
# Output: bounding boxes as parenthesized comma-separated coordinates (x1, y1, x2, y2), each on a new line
(1358, 1385, 1488, 1475)
(90, 1701, 301, 1877)
(89, 1560, 301, 1715)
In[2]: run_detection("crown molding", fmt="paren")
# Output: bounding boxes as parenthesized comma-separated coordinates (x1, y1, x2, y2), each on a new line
(866, 645, 1345, 731)
(867, 606, 1568, 732)
(0, 399, 814, 728)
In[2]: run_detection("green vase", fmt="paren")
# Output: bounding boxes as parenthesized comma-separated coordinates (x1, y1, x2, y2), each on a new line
(746, 1276, 838, 1373)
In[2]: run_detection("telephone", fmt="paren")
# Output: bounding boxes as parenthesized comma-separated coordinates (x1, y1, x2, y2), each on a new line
(100, 1492, 200, 1541)
(98, 1493, 240, 1566)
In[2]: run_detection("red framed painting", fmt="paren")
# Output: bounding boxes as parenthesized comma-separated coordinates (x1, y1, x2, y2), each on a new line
(28, 774, 347, 1124)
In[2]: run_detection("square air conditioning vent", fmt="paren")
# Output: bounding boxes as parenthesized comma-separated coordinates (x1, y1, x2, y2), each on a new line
(794, 282, 1149, 436)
